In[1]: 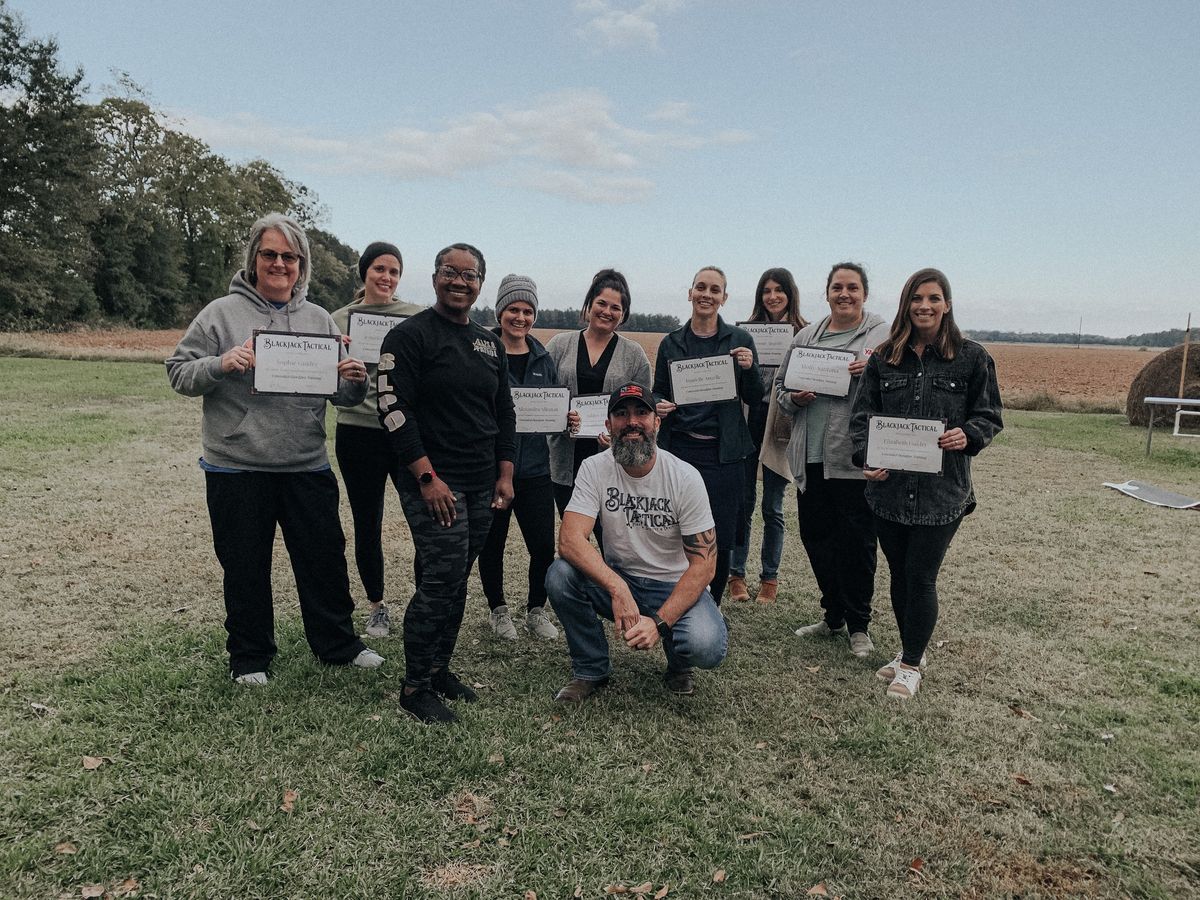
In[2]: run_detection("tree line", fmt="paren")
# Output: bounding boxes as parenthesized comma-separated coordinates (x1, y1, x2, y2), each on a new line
(468, 306, 680, 333)
(0, 3, 357, 330)
(967, 328, 1189, 347)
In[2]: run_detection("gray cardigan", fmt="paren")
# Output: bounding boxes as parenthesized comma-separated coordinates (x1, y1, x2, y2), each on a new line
(545, 330, 651, 486)
(775, 311, 889, 492)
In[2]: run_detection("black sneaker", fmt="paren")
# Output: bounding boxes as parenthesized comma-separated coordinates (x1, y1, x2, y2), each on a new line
(399, 689, 457, 724)
(663, 668, 695, 696)
(430, 670, 478, 703)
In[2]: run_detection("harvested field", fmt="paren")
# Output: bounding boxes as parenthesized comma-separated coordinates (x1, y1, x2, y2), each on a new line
(0, 327, 1165, 412)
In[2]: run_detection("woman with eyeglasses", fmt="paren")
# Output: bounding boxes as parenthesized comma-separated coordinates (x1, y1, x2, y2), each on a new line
(376, 243, 516, 724)
(166, 212, 382, 685)
(652, 266, 762, 604)
(331, 242, 424, 640)
(728, 267, 807, 604)
(545, 269, 652, 543)
(849, 268, 1003, 700)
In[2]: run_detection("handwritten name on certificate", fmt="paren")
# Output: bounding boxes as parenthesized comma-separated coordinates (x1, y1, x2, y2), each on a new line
(669, 355, 737, 406)
(571, 394, 609, 440)
(252, 331, 340, 397)
(347, 310, 407, 364)
(512, 386, 571, 434)
(737, 322, 793, 367)
(781, 347, 857, 397)
(865, 415, 946, 475)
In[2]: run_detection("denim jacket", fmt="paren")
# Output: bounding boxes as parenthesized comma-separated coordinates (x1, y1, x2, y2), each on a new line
(849, 339, 1003, 526)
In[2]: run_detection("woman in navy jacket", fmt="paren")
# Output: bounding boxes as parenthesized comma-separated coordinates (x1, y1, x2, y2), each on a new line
(850, 268, 1003, 700)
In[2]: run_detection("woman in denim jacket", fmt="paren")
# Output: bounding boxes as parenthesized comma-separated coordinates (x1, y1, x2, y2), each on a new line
(849, 268, 1003, 700)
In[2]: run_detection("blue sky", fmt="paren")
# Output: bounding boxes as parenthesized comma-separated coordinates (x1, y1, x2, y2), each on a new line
(18, 0, 1200, 337)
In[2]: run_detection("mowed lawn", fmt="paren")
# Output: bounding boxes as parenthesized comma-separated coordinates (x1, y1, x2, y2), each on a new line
(1, 358, 1197, 899)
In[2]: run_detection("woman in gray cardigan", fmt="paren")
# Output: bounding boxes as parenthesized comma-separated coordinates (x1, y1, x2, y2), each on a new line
(545, 269, 651, 537)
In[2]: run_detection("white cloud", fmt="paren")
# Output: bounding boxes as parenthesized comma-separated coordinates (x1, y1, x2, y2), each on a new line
(574, 0, 683, 51)
(176, 87, 751, 207)
(646, 100, 694, 124)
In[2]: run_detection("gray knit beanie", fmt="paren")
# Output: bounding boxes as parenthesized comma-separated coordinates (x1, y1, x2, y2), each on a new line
(495, 274, 539, 322)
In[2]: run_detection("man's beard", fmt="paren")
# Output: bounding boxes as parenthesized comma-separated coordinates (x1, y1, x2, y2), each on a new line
(611, 425, 656, 468)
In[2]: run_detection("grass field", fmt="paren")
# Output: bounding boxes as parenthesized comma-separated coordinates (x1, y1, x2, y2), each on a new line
(2, 357, 1198, 899)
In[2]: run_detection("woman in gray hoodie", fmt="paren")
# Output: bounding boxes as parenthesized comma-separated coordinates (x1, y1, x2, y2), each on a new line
(166, 213, 382, 685)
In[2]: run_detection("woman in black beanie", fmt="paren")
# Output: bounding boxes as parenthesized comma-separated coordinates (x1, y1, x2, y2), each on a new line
(331, 242, 424, 638)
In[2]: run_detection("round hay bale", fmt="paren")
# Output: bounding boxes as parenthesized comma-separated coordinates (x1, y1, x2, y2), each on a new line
(1126, 343, 1200, 426)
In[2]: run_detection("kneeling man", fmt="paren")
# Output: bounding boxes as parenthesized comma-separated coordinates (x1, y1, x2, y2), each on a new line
(546, 382, 728, 701)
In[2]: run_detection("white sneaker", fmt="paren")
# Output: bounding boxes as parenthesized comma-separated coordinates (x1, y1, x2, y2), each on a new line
(848, 631, 874, 657)
(365, 603, 391, 638)
(525, 606, 559, 639)
(876, 652, 928, 682)
(794, 620, 848, 638)
(352, 648, 385, 668)
(887, 664, 922, 700)
(234, 671, 268, 686)
(489, 605, 519, 641)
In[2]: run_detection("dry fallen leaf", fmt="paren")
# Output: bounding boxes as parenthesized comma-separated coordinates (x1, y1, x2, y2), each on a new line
(1100, 732, 1115, 742)
(605, 886, 629, 895)
(807, 885, 829, 896)
(113, 876, 140, 896)
(737, 831, 769, 841)
(804, 665, 821, 674)
(1103, 783, 1119, 794)
(574, 887, 584, 899)
(712, 869, 727, 883)
(30, 702, 55, 717)
(368, 714, 382, 722)
(552, 807, 567, 818)
(1012, 773, 1032, 786)
(54, 841, 77, 854)
(524, 891, 537, 900)
(630, 883, 653, 894)
(503, 825, 519, 837)
(935, 640, 948, 648)
(81, 885, 105, 899)
(279, 788, 299, 813)
(497, 838, 510, 848)
(909, 857, 925, 875)
(654, 885, 669, 899)
(641, 762, 655, 773)
(753, 741, 768, 750)
(1008, 705, 1041, 722)
(488, 753, 505, 765)
(459, 839, 481, 850)
(246, 819, 262, 831)
(82, 756, 105, 771)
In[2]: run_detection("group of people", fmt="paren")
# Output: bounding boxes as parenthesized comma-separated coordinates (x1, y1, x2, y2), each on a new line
(166, 212, 1003, 722)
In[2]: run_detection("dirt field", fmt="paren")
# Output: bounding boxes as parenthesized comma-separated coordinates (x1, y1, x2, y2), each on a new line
(0, 327, 1161, 409)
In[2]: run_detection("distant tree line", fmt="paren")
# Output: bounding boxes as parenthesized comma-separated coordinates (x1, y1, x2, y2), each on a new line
(469, 306, 680, 332)
(967, 328, 1189, 347)
(0, 3, 357, 329)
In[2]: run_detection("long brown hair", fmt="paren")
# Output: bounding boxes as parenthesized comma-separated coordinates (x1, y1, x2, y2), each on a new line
(748, 267, 807, 330)
(875, 268, 962, 366)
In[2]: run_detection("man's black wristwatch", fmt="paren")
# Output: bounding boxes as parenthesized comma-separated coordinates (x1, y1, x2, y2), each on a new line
(417, 469, 436, 486)
(650, 613, 671, 640)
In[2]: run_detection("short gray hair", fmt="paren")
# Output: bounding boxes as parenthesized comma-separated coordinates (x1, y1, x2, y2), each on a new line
(244, 212, 311, 298)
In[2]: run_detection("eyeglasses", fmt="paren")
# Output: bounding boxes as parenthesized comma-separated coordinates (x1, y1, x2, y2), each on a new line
(435, 265, 481, 285)
(258, 249, 303, 265)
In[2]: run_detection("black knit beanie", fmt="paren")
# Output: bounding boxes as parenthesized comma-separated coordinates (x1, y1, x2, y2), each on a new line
(358, 241, 404, 282)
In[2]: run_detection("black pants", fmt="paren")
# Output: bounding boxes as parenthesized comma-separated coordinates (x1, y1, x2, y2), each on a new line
(334, 424, 405, 602)
(399, 488, 493, 690)
(205, 469, 365, 677)
(479, 474, 556, 611)
(874, 515, 962, 666)
(671, 433, 744, 604)
(796, 464, 878, 633)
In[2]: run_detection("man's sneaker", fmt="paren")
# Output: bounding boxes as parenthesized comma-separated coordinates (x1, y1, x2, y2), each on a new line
(876, 652, 928, 682)
(887, 664, 922, 700)
(233, 671, 268, 686)
(663, 669, 695, 696)
(351, 648, 385, 668)
(430, 670, 478, 702)
(489, 605, 519, 641)
(525, 606, 559, 640)
(794, 620, 848, 638)
(728, 575, 750, 603)
(554, 677, 609, 703)
(848, 631, 875, 658)
(365, 604, 391, 638)
(400, 689, 457, 724)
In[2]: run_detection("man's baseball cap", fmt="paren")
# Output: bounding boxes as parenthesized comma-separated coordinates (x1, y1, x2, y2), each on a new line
(607, 381, 655, 415)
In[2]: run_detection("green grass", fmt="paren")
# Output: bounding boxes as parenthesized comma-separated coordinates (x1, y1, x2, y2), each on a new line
(2, 358, 1199, 898)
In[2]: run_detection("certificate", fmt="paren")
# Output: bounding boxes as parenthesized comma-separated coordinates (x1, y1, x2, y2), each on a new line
(346, 309, 408, 364)
(571, 393, 610, 440)
(252, 331, 341, 397)
(512, 386, 570, 434)
(737, 322, 793, 367)
(865, 415, 946, 475)
(781, 347, 857, 397)
(669, 355, 737, 406)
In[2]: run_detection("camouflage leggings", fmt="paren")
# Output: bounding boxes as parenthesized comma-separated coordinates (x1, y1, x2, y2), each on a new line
(399, 488, 494, 690)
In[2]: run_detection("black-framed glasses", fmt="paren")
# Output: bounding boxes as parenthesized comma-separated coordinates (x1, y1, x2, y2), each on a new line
(258, 249, 303, 265)
(435, 265, 481, 285)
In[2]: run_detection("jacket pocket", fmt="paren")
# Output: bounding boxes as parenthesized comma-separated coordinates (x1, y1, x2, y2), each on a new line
(878, 374, 910, 415)
(932, 374, 968, 421)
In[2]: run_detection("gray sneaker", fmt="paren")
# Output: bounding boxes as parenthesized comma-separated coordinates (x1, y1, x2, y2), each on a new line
(848, 631, 875, 657)
(525, 606, 559, 639)
(794, 620, 848, 638)
(489, 605, 519, 641)
(365, 604, 391, 638)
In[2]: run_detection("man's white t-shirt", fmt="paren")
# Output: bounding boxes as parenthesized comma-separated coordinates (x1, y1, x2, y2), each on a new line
(566, 447, 715, 581)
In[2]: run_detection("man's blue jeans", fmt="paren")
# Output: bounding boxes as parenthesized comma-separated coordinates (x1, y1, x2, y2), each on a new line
(546, 559, 729, 681)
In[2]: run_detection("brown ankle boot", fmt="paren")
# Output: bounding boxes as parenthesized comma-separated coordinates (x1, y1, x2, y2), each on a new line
(757, 579, 778, 603)
(728, 575, 750, 602)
